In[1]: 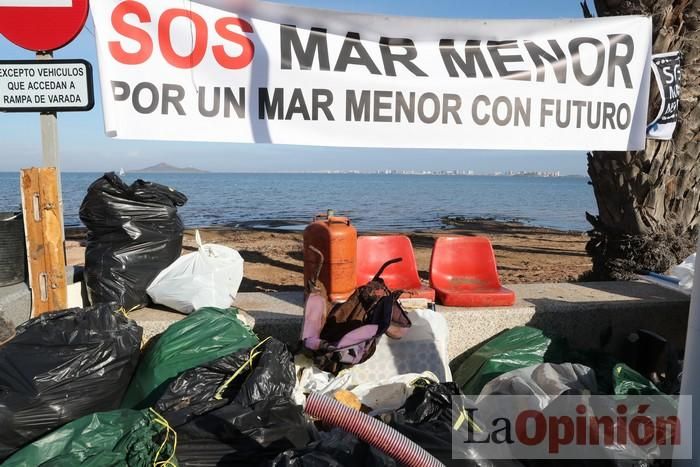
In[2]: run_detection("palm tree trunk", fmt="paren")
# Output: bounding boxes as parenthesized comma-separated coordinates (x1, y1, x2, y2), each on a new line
(584, 0, 700, 279)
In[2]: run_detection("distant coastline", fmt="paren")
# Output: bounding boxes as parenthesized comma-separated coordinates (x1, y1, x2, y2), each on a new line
(129, 163, 209, 174)
(128, 169, 587, 178)
(0, 169, 589, 178)
(306, 171, 588, 178)
(205, 170, 589, 178)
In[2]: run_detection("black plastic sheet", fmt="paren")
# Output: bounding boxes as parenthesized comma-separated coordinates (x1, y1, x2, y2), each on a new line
(384, 380, 523, 467)
(0, 304, 142, 460)
(268, 428, 397, 467)
(80, 172, 187, 310)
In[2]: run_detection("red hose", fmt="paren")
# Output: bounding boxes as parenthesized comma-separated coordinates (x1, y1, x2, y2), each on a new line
(305, 392, 445, 467)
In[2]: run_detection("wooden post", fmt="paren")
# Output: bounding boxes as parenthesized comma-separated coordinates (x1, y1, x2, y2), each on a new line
(20, 168, 67, 316)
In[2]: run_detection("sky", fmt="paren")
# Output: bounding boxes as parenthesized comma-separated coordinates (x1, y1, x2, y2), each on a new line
(0, 0, 594, 174)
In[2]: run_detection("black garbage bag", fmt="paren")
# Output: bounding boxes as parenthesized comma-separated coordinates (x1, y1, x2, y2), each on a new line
(79, 172, 187, 310)
(621, 329, 682, 395)
(0, 304, 142, 461)
(155, 338, 312, 466)
(383, 379, 523, 467)
(268, 428, 397, 467)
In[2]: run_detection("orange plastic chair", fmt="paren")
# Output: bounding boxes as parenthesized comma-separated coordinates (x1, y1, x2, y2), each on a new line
(429, 236, 515, 307)
(356, 235, 435, 302)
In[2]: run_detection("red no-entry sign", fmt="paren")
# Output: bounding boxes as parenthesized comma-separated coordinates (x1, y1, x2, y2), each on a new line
(0, 0, 89, 52)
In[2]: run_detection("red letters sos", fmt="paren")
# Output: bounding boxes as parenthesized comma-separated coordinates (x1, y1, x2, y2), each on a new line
(108, 0, 255, 69)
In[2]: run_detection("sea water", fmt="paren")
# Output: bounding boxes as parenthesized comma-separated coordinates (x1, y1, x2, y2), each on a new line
(0, 172, 597, 232)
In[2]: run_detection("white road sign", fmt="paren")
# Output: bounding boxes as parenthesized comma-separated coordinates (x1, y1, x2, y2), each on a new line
(0, 0, 71, 6)
(0, 59, 93, 112)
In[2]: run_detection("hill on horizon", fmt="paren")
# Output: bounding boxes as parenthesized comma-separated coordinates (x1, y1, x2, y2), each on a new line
(129, 163, 208, 174)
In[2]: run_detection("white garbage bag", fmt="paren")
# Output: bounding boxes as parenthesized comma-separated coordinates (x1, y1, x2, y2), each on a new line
(292, 354, 438, 412)
(292, 354, 353, 405)
(477, 363, 597, 402)
(670, 253, 695, 290)
(146, 230, 244, 313)
(351, 371, 438, 413)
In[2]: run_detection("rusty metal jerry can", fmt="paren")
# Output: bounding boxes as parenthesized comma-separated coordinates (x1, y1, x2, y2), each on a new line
(303, 210, 357, 302)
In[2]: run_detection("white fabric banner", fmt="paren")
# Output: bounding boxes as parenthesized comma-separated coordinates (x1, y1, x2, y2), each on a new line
(90, 0, 652, 150)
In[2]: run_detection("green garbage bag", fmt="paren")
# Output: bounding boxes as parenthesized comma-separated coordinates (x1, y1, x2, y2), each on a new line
(121, 307, 258, 409)
(2, 409, 176, 467)
(612, 363, 677, 436)
(451, 326, 568, 396)
(613, 363, 666, 396)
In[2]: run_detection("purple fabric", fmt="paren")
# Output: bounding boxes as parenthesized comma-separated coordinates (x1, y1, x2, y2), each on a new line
(302, 294, 327, 348)
(335, 325, 379, 348)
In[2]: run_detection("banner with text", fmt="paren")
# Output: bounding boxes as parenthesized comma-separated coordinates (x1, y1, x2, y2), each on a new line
(90, 0, 652, 150)
(647, 51, 681, 140)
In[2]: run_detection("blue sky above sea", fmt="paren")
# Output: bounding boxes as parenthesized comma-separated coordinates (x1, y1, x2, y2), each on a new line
(0, 0, 595, 174)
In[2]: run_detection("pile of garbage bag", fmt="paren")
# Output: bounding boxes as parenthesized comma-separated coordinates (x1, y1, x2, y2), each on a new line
(0, 296, 681, 466)
(79, 173, 248, 314)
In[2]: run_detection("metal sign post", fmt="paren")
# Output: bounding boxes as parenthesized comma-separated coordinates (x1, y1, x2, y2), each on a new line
(0, 56, 94, 315)
(0, 0, 90, 250)
(1, 55, 95, 248)
(35, 51, 64, 237)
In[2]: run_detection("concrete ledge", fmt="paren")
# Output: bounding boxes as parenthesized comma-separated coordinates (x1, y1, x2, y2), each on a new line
(0, 266, 84, 328)
(128, 308, 186, 343)
(131, 281, 691, 360)
(3, 279, 689, 360)
(442, 281, 690, 359)
(0, 282, 31, 328)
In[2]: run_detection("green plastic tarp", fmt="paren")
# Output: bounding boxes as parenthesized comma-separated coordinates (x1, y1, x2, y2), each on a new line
(2, 409, 176, 467)
(121, 307, 258, 409)
(451, 326, 569, 396)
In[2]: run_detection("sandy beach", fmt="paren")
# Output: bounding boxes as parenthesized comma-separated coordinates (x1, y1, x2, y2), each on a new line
(66, 219, 591, 292)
